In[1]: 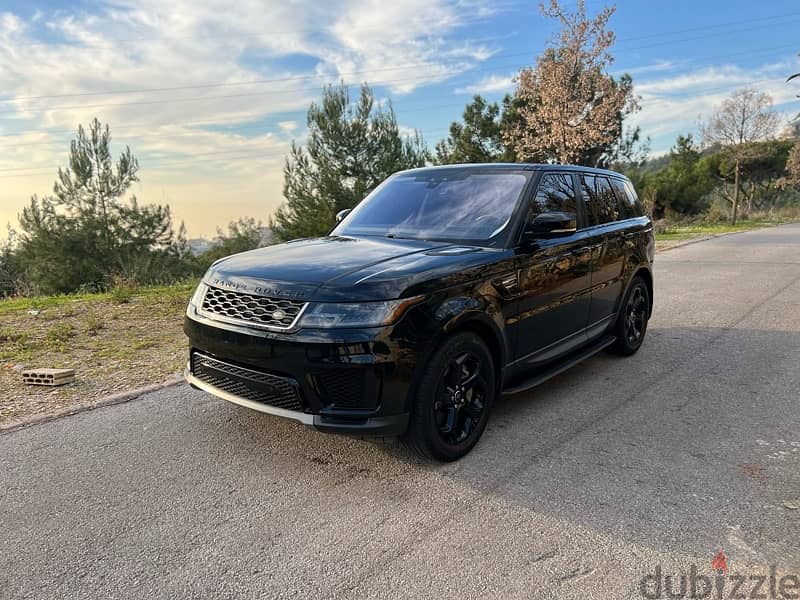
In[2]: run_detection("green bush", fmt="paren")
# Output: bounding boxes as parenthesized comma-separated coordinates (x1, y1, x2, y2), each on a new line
(46, 323, 75, 348)
(83, 312, 105, 336)
(110, 277, 137, 304)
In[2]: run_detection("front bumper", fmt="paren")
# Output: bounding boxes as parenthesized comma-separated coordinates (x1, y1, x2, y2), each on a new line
(183, 306, 428, 436)
(185, 367, 409, 435)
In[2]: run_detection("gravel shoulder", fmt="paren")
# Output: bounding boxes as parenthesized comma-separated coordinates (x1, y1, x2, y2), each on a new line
(0, 285, 191, 429)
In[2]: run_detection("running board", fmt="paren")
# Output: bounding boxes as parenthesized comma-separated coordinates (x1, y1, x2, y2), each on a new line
(501, 335, 617, 396)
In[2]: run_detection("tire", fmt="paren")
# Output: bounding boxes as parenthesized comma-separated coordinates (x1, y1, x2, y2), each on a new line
(402, 332, 496, 462)
(609, 276, 650, 356)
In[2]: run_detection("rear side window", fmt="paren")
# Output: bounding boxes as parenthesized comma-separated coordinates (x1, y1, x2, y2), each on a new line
(529, 172, 578, 218)
(623, 180, 645, 217)
(610, 178, 642, 219)
(580, 174, 619, 225)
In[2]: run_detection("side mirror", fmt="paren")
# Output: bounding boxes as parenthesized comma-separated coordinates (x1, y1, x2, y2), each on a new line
(335, 209, 351, 224)
(524, 212, 577, 240)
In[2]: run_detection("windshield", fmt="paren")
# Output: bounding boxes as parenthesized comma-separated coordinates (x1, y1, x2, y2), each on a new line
(332, 169, 531, 245)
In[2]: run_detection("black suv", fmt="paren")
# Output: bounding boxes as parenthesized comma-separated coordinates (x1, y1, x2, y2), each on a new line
(184, 164, 654, 460)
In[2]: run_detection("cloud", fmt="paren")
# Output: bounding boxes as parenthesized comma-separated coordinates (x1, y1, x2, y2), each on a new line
(454, 73, 515, 95)
(0, 0, 502, 236)
(630, 58, 800, 152)
(613, 59, 680, 77)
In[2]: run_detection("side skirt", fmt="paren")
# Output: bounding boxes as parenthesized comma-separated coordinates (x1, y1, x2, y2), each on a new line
(501, 334, 616, 396)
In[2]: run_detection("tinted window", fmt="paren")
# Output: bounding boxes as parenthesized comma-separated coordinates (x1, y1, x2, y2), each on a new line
(529, 172, 578, 219)
(333, 169, 531, 245)
(581, 174, 619, 225)
(610, 178, 638, 220)
(623, 180, 645, 217)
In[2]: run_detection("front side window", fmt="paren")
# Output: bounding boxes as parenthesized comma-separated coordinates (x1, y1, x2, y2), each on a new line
(581, 174, 620, 225)
(332, 169, 531, 246)
(527, 172, 578, 223)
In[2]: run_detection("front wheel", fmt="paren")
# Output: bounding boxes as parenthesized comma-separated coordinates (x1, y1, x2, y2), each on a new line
(403, 332, 495, 461)
(609, 276, 650, 355)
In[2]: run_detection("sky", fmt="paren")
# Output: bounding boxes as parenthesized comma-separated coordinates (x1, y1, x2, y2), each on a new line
(0, 0, 799, 239)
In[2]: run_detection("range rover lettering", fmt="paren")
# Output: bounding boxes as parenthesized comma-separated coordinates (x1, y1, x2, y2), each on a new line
(184, 164, 654, 461)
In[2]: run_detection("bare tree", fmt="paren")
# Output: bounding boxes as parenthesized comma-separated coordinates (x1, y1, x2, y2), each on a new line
(503, 0, 639, 165)
(700, 87, 780, 223)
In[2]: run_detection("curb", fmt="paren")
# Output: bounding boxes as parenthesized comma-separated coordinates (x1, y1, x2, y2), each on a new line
(0, 374, 185, 435)
(656, 231, 737, 253)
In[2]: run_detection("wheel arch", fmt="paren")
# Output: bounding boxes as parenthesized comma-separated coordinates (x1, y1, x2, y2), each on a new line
(632, 266, 654, 316)
(443, 314, 506, 393)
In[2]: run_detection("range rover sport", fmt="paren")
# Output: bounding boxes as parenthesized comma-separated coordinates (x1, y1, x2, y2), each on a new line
(184, 164, 654, 461)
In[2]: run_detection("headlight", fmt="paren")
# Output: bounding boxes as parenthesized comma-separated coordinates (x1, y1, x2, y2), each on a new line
(188, 282, 208, 309)
(299, 297, 424, 329)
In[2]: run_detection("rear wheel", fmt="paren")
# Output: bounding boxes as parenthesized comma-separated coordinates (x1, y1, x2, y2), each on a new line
(609, 276, 650, 355)
(403, 332, 495, 461)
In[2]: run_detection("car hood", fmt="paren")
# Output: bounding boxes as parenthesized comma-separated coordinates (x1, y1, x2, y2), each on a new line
(204, 235, 512, 302)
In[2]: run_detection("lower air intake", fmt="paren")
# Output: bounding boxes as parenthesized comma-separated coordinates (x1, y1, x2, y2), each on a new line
(191, 352, 303, 412)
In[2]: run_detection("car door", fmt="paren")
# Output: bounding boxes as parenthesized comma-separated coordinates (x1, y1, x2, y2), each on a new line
(579, 173, 626, 338)
(511, 171, 593, 368)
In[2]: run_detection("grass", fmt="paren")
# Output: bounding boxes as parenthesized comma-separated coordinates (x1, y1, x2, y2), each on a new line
(45, 323, 75, 348)
(654, 216, 797, 248)
(0, 281, 194, 316)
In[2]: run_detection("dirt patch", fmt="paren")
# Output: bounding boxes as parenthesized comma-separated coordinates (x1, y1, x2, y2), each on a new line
(0, 286, 191, 429)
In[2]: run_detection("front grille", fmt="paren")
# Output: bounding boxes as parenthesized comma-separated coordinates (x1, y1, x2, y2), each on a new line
(200, 285, 307, 330)
(313, 369, 370, 409)
(191, 352, 303, 411)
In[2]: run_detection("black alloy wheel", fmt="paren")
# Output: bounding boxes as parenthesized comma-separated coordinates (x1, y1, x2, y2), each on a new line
(404, 332, 495, 461)
(610, 276, 650, 355)
(625, 285, 648, 346)
(433, 351, 488, 446)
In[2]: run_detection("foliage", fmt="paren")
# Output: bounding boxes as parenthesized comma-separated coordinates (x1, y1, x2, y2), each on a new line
(83, 312, 105, 336)
(503, 0, 641, 166)
(708, 140, 794, 213)
(197, 217, 265, 268)
(271, 83, 430, 242)
(15, 119, 190, 294)
(700, 88, 780, 223)
(435, 95, 518, 164)
(110, 276, 136, 304)
(46, 323, 76, 348)
(0, 229, 26, 298)
(625, 134, 797, 219)
(624, 135, 715, 217)
(782, 142, 800, 188)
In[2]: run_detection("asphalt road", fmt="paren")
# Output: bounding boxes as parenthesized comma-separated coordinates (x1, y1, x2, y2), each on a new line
(2, 224, 800, 600)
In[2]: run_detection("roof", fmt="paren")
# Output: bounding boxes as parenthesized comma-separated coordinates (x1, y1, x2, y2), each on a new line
(400, 162, 629, 179)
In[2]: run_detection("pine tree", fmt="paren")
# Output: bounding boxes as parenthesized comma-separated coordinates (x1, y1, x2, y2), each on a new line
(17, 119, 185, 293)
(435, 95, 518, 164)
(271, 84, 429, 241)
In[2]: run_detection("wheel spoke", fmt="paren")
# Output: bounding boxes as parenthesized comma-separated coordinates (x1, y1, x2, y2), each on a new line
(442, 405, 458, 434)
(461, 369, 479, 389)
(461, 416, 473, 440)
(433, 349, 489, 446)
